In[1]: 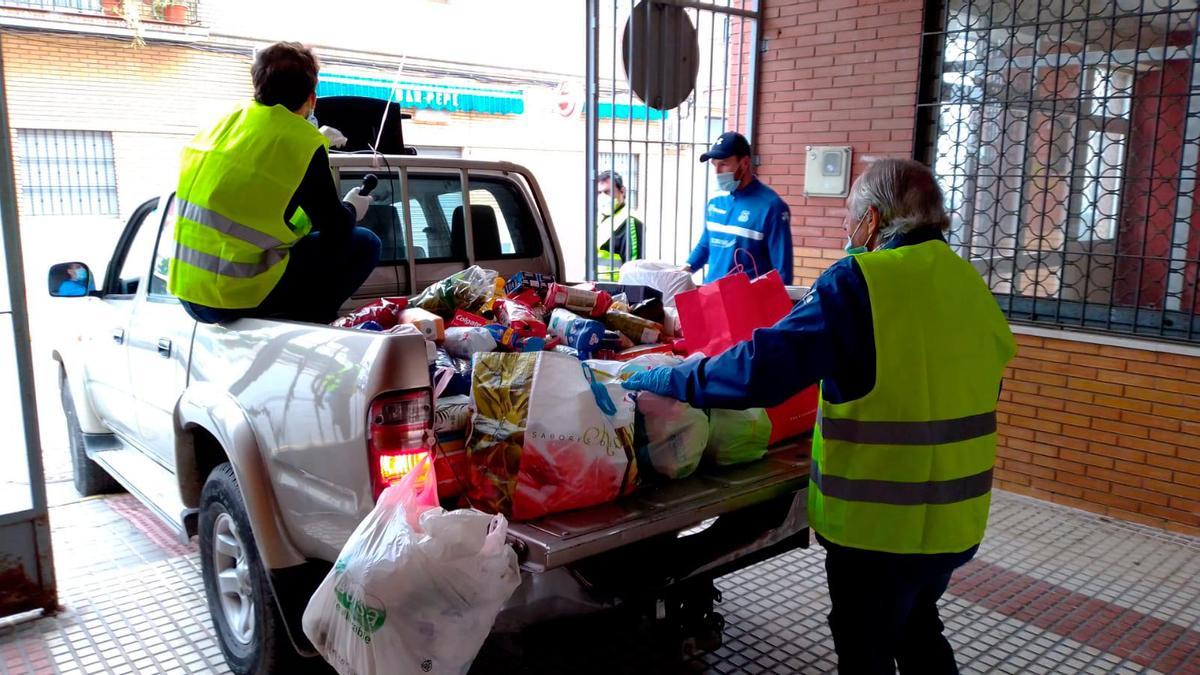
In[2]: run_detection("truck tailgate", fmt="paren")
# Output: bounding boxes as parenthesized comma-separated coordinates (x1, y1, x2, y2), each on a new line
(507, 439, 811, 572)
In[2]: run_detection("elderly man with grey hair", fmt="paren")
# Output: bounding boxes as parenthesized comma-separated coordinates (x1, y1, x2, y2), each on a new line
(625, 158, 1015, 674)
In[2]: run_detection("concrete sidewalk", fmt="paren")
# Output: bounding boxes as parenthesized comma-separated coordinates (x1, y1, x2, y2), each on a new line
(1, 486, 1198, 674)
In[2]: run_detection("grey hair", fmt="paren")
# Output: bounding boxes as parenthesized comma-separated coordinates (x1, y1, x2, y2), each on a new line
(846, 159, 950, 243)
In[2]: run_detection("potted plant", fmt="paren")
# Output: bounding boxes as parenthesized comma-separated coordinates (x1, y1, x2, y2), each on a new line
(153, 0, 188, 24)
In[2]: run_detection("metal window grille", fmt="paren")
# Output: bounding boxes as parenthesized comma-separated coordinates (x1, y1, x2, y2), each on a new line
(0, 1, 101, 10)
(599, 151, 641, 210)
(17, 129, 118, 217)
(917, 0, 1200, 343)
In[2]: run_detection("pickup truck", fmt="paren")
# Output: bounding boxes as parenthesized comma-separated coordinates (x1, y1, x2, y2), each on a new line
(49, 152, 811, 674)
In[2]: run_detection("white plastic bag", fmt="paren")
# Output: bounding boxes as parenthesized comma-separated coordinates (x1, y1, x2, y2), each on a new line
(635, 392, 709, 479)
(618, 260, 698, 307)
(303, 458, 521, 675)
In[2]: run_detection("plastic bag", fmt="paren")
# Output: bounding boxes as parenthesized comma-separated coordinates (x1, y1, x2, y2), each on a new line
(467, 352, 637, 520)
(706, 408, 771, 466)
(303, 457, 520, 675)
(411, 266, 499, 316)
(635, 393, 709, 479)
(434, 395, 473, 435)
(433, 350, 472, 398)
(332, 297, 409, 329)
(496, 299, 547, 338)
(618, 261, 697, 307)
(444, 327, 498, 359)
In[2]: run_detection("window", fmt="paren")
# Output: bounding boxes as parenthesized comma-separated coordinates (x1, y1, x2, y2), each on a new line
(149, 197, 176, 297)
(17, 129, 118, 216)
(920, 1, 1200, 342)
(438, 179, 542, 260)
(599, 151, 640, 211)
(112, 199, 163, 296)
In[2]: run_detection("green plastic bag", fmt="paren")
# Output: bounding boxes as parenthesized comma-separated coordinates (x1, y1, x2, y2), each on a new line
(705, 408, 771, 466)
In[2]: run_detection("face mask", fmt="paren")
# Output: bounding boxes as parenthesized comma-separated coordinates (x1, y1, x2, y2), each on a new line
(715, 171, 738, 193)
(845, 212, 870, 255)
(307, 111, 318, 127)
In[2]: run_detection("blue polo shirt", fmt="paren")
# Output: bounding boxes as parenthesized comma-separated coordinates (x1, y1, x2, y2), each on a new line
(687, 177, 793, 284)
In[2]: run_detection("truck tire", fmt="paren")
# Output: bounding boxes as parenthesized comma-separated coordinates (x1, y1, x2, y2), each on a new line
(60, 366, 121, 496)
(199, 463, 303, 675)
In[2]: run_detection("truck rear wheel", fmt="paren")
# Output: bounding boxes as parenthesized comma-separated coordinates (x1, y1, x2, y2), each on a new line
(199, 463, 302, 674)
(60, 366, 120, 496)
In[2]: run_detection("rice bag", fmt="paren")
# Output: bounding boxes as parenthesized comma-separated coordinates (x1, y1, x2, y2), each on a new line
(411, 266, 499, 316)
(705, 408, 771, 466)
(635, 393, 709, 479)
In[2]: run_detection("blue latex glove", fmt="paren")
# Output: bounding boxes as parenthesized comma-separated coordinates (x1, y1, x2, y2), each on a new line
(622, 367, 676, 397)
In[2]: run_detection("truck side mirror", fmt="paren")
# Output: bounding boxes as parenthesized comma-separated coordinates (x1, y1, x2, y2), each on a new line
(48, 262, 95, 297)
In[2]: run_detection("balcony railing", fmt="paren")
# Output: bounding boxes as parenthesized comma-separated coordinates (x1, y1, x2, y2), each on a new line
(0, 0, 200, 26)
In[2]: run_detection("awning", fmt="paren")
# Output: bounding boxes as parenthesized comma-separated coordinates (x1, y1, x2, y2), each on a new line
(317, 73, 525, 116)
(599, 102, 667, 121)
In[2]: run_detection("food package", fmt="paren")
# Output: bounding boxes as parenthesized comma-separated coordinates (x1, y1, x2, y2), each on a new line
(302, 457, 520, 675)
(598, 330, 632, 353)
(434, 395, 473, 435)
(411, 266, 499, 316)
(618, 261, 697, 307)
(630, 297, 666, 325)
(485, 324, 545, 352)
(611, 343, 677, 362)
(594, 282, 663, 305)
(496, 299, 547, 339)
(444, 327, 499, 359)
(706, 408, 771, 466)
(546, 309, 606, 357)
(449, 309, 491, 329)
(504, 272, 555, 298)
(604, 309, 663, 344)
(662, 306, 681, 338)
(634, 392, 709, 479)
(543, 283, 613, 318)
(399, 308, 446, 342)
(332, 296, 409, 329)
(466, 352, 637, 521)
(433, 350, 472, 398)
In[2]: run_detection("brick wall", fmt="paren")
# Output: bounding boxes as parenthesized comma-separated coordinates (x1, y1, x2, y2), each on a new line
(756, 0, 924, 286)
(997, 333, 1200, 535)
(758, 0, 1200, 535)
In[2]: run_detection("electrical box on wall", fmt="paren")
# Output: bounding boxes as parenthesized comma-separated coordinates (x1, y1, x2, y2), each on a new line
(804, 146, 852, 197)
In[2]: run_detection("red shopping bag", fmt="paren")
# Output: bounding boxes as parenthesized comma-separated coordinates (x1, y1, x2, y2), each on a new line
(674, 257, 818, 444)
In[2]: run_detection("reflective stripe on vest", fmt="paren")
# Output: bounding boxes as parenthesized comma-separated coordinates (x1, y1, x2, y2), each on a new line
(808, 239, 1016, 555)
(167, 101, 327, 309)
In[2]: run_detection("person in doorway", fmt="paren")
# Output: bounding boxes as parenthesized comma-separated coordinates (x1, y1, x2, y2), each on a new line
(168, 41, 381, 324)
(595, 170, 645, 281)
(683, 131, 793, 284)
(624, 159, 1016, 675)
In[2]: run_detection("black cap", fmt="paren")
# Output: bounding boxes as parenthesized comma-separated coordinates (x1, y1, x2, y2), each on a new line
(700, 131, 751, 163)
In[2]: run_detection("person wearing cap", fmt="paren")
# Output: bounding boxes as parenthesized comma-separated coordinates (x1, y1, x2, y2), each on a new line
(625, 159, 1016, 674)
(682, 131, 793, 284)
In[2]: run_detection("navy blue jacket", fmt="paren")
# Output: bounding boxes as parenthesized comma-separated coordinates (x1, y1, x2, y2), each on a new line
(687, 178, 793, 285)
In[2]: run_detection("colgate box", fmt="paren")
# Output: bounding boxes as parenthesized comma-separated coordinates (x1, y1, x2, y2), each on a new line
(449, 309, 490, 329)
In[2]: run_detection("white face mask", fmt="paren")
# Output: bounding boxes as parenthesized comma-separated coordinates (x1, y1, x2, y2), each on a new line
(307, 112, 319, 127)
(715, 171, 738, 193)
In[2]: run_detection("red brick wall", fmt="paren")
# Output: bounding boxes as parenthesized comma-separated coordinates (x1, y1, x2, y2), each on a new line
(756, 0, 925, 285)
(757, 0, 1200, 536)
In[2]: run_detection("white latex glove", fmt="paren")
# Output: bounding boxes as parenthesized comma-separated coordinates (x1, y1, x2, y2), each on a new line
(343, 187, 372, 222)
(319, 125, 348, 148)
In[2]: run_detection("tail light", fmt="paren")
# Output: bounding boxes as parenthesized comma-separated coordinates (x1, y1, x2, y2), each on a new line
(368, 389, 433, 499)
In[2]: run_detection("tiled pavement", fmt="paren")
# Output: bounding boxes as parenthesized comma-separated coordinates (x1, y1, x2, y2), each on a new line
(1, 485, 1199, 674)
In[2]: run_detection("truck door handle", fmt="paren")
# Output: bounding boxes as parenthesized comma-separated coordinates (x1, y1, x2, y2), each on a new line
(157, 338, 172, 358)
(112, 328, 124, 344)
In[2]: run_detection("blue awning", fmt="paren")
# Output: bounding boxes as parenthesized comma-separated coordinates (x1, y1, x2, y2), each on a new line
(599, 102, 667, 121)
(318, 73, 525, 116)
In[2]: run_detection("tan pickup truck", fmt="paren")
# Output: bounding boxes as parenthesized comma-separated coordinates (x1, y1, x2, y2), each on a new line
(50, 152, 811, 674)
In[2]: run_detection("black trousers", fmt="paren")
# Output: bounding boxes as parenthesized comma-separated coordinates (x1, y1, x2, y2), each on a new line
(819, 535, 977, 675)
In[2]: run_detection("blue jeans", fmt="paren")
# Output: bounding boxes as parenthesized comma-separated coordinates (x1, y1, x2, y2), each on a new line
(183, 226, 382, 324)
(819, 534, 977, 675)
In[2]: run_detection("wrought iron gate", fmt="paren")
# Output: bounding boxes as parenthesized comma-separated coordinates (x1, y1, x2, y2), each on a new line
(584, 0, 762, 280)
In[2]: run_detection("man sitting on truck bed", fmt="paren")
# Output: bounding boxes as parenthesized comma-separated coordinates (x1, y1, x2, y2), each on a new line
(168, 41, 380, 324)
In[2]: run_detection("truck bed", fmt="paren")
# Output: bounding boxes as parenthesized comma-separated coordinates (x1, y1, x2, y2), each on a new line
(507, 439, 812, 572)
